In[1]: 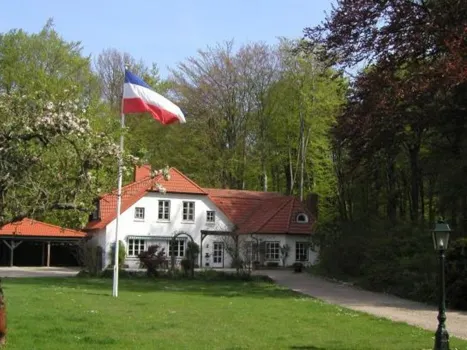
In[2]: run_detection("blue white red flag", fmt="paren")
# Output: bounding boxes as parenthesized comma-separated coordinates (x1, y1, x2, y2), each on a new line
(122, 70, 186, 125)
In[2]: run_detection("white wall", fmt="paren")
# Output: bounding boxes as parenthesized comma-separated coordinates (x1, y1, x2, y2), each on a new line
(102, 192, 233, 268)
(92, 191, 318, 270)
(199, 234, 318, 269)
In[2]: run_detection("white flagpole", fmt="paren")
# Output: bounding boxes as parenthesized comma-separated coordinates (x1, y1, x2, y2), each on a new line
(112, 67, 127, 297)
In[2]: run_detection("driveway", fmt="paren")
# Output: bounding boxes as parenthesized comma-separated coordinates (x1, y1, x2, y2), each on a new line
(259, 269, 467, 340)
(0, 266, 79, 278)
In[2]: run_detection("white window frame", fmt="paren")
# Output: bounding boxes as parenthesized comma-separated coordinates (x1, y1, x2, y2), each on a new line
(158, 200, 171, 221)
(296, 213, 309, 223)
(295, 242, 309, 262)
(206, 210, 215, 223)
(182, 201, 195, 222)
(134, 207, 145, 221)
(265, 241, 280, 261)
(127, 239, 145, 257)
(169, 239, 186, 257)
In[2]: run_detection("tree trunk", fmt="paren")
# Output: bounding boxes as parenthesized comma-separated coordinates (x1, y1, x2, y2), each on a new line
(408, 145, 420, 223)
(284, 165, 292, 195)
(386, 157, 397, 225)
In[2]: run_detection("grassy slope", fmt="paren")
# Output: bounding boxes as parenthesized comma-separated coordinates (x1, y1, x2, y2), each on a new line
(2, 277, 466, 350)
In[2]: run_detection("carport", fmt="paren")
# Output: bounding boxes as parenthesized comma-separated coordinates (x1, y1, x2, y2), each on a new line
(0, 218, 86, 267)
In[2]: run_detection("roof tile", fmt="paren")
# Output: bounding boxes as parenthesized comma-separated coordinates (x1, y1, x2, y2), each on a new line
(0, 218, 85, 238)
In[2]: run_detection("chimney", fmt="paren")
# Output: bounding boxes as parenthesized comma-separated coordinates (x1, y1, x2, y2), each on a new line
(304, 193, 319, 220)
(134, 164, 152, 182)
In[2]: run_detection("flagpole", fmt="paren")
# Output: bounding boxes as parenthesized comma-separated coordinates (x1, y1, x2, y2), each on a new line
(112, 68, 127, 298)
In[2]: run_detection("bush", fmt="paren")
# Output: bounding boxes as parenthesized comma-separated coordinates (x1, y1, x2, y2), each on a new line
(108, 240, 126, 268)
(99, 268, 137, 279)
(266, 262, 279, 268)
(138, 245, 167, 277)
(73, 241, 103, 276)
(181, 259, 192, 275)
(194, 270, 273, 282)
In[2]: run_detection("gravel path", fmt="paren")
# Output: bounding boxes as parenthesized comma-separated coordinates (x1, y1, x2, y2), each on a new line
(0, 266, 79, 278)
(260, 269, 467, 340)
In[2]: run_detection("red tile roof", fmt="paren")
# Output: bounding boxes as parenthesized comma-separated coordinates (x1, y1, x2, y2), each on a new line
(0, 218, 86, 238)
(205, 189, 315, 235)
(85, 167, 206, 230)
(151, 168, 207, 195)
(85, 166, 316, 235)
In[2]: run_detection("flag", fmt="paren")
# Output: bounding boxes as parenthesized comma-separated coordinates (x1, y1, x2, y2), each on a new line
(122, 69, 186, 125)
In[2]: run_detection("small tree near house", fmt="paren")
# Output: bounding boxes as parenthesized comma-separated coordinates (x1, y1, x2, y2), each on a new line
(138, 245, 167, 277)
(109, 240, 127, 268)
(280, 244, 290, 267)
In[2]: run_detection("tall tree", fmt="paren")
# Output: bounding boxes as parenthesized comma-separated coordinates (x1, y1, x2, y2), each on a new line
(0, 21, 122, 228)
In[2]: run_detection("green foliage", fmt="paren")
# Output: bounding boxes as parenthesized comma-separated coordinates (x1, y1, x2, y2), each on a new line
(108, 240, 127, 268)
(138, 245, 167, 277)
(0, 20, 119, 228)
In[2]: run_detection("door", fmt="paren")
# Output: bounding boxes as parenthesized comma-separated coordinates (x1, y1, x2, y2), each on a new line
(212, 242, 224, 268)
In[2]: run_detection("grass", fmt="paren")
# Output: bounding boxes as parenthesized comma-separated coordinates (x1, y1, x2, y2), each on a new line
(2, 276, 467, 350)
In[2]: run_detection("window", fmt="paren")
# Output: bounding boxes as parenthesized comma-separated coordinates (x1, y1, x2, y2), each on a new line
(295, 242, 309, 261)
(182, 201, 195, 221)
(134, 207, 145, 220)
(158, 200, 170, 220)
(265, 242, 280, 261)
(206, 210, 215, 223)
(89, 199, 100, 221)
(296, 213, 309, 223)
(169, 240, 185, 257)
(127, 239, 145, 257)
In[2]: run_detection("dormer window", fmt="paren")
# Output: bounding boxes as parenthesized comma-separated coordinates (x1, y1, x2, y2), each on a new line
(89, 200, 100, 221)
(296, 213, 309, 223)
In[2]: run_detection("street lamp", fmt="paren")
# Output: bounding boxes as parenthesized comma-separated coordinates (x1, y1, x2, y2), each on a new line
(432, 220, 451, 350)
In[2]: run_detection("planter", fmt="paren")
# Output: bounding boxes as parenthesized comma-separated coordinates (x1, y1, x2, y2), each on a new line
(293, 263, 303, 273)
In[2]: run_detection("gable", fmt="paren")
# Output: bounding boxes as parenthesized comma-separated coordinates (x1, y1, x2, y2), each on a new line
(205, 189, 315, 235)
(85, 167, 206, 230)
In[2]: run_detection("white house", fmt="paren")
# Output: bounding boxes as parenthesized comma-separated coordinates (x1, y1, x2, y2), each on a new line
(84, 165, 318, 269)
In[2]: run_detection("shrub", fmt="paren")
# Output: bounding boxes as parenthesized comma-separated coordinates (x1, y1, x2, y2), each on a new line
(138, 245, 167, 277)
(181, 259, 192, 275)
(266, 262, 279, 268)
(108, 240, 126, 268)
(73, 241, 103, 276)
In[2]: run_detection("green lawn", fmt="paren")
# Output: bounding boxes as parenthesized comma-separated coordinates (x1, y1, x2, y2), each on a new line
(2, 276, 466, 350)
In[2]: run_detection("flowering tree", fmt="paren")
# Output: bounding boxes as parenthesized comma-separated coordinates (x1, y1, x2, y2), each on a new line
(0, 91, 120, 228)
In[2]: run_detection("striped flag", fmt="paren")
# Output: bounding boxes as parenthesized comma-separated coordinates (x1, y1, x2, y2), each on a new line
(122, 69, 186, 125)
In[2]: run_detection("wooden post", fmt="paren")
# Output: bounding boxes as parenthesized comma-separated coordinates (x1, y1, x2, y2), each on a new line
(2, 240, 23, 267)
(41, 242, 45, 266)
(46, 241, 51, 267)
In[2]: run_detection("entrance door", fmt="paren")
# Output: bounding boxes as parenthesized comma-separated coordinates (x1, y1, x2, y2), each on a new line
(212, 242, 224, 268)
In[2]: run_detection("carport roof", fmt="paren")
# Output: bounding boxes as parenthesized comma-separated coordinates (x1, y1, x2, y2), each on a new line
(0, 218, 86, 238)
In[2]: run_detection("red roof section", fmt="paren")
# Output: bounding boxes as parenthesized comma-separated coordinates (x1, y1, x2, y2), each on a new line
(85, 167, 206, 230)
(205, 189, 315, 235)
(0, 218, 85, 238)
(151, 168, 207, 195)
(85, 165, 316, 235)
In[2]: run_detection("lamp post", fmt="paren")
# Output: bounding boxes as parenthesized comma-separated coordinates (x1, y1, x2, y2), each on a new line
(432, 220, 451, 350)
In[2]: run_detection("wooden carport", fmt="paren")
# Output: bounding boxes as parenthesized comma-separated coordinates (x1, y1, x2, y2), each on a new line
(0, 218, 86, 267)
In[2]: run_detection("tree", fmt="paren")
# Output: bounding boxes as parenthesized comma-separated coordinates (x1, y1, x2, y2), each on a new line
(301, 0, 467, 309)
(170, 41, 280, 189)
(0, 21, 123, 228)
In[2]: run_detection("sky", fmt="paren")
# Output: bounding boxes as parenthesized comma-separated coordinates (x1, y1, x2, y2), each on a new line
(0, 0, 333, 78)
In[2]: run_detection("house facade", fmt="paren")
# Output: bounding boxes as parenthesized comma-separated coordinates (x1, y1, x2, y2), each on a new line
(85, 165, 318, 270)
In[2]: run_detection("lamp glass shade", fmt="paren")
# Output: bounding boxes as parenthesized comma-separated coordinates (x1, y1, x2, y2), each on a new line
(432, 222, 451, 250)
